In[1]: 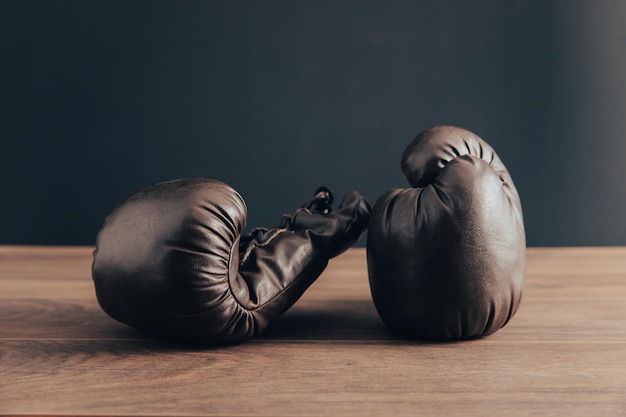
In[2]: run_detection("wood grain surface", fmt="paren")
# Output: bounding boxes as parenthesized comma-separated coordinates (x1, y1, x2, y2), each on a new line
(1, 246, 625, 416)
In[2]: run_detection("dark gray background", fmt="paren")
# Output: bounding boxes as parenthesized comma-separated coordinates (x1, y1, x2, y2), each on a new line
(1, 0, 625, 246)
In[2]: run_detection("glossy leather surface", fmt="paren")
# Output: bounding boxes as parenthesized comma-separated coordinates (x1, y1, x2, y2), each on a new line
(367, 126, 525, 340)
(92, 179, 370, 343)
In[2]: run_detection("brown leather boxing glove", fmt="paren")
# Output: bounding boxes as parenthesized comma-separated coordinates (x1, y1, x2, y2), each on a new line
(92, 179, 370, 343)
(367, 126, 525, 340)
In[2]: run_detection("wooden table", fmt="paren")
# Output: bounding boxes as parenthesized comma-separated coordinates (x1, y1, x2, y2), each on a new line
(1, 246, 625, 416)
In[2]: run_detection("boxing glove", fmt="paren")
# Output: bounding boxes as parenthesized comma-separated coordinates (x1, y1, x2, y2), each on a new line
(92, 178, 370, 343)
(367, 126, 525, 340)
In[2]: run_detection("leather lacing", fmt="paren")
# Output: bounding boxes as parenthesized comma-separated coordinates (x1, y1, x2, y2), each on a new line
(280, 186, 333, 230)
(238, 187, 334, 266)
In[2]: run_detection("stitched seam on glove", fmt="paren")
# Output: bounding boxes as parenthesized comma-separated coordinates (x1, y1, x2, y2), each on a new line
(239, 228, 289, 265)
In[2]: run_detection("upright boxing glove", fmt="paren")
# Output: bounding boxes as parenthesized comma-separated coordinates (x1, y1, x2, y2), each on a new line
(367, 126, 525, 340)
(92, 179, 370, 343)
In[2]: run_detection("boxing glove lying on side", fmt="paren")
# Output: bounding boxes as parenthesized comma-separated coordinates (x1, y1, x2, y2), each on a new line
(367, 126, 525, 340)
(92, 179, 370, 344)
